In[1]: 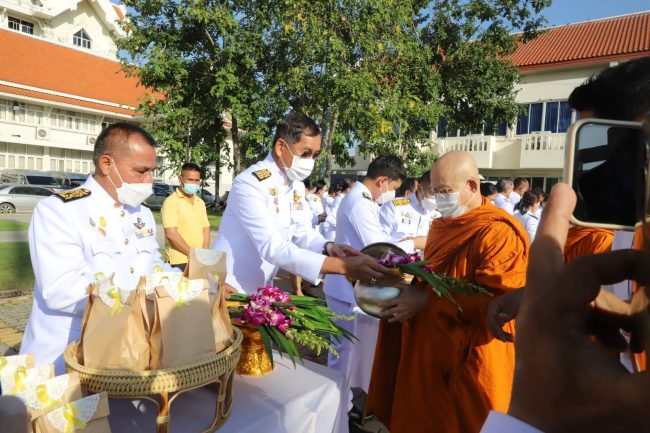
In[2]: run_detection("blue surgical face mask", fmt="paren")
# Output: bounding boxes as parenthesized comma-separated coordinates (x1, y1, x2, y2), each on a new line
(183, 183, 200, 195)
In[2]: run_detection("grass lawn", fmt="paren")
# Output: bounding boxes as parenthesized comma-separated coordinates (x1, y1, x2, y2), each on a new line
(151, 210, 223, 230)
(0, 242, 34, 290)
(0, 220, 29, 231)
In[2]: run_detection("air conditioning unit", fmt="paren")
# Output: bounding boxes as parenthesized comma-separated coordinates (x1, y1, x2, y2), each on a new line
(87, 136, 97, 146)
(35, 127, 50, 140)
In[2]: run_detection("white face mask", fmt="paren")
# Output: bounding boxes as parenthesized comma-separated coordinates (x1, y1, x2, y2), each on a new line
(436, 183, 476, 218)
(281, 142, 315, 181)
(377, 181, 395, 205)
(421, 196, 438, 212)
(108, 159, 153, 207)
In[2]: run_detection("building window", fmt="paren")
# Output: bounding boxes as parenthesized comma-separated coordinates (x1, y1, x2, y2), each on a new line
(73, 29, 92, 49)
(517, 101, 575, 135)
(8, 17, 34, 35)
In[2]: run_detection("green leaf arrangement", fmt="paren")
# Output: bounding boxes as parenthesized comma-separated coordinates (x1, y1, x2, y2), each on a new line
(229, 288, 355, 367)
(381, 252, 492, 310)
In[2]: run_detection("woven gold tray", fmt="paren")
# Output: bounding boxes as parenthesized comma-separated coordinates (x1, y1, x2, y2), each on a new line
(64, 327, 242, 433)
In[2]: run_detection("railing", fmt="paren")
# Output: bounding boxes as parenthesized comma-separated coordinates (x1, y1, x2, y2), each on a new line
(438, 135, 495, 168)
(520, 132, 566, 169)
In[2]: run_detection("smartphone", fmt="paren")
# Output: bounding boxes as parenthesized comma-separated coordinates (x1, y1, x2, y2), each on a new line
(564, 118, 645, 231)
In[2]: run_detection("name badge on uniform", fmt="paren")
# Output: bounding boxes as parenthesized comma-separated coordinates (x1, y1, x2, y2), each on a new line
(292, 190, 303, 210)
(135, 228, 154, 239)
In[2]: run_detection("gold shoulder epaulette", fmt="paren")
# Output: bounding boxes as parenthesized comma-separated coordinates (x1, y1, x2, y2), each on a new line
(252, 169, 272, 181)
(54, 188, 91, 203)
(392, 197, 411, 206)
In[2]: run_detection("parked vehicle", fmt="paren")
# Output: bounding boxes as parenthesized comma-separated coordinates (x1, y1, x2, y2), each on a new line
(153, 183, 177, 195)
(143, 185, 171, 211)
(0, 170, 62, 192)
(199, 188, 216, 208)
(50, 171, 89, 189)
(0, 185, 54, 213)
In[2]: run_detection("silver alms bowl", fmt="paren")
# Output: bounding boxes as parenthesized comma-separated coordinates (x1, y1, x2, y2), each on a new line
(353, 242, 407, 318)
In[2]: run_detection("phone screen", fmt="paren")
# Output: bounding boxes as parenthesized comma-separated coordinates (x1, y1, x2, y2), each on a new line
(572, 124, 644, 227)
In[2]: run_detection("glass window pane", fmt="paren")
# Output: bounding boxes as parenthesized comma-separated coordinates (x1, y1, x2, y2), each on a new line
(544, 101, 559, 133)
(558, 101, 573, 133)
(437, 116, 446, 137)
(529, 103, 543, 132)
(496, 121, 507, 136)
(516, 108, 529, 135)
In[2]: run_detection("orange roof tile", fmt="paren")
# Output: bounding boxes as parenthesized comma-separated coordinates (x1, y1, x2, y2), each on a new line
(510, 11, 650, 71)
(0, 28, 150, 115)
(112, 4, 125, 21)
(0, 84, 138, 116)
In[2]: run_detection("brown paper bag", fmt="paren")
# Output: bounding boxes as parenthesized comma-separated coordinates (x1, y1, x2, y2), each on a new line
(34, 392, 111, 433)
(23, 372, 82, 430)
(0, 354, 34, 394)
(207, 274, 234, 353)
(188, 249, 227, 283)
(78, 274, 149, 371)
(1, 365, 54, 398)
(152, 276, 216, 368)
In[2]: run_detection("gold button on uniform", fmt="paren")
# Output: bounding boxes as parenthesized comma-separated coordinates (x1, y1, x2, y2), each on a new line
(129, 267, 134, 274)
(124, 239, 129, 245)
(120, 211, 125, 217)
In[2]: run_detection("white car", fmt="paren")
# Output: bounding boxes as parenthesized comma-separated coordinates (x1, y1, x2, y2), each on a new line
(0, 185, 54, 213)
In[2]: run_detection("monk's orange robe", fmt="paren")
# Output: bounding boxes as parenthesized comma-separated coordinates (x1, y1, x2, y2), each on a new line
(563, 226, 614, 263)
(366, 197, 529, 433)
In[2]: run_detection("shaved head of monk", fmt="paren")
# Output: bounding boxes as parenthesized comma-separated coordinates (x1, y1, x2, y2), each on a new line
(430, 151, 482, 216)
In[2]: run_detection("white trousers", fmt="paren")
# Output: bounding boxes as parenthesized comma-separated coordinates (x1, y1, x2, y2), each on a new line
(325, 295, 380, 394)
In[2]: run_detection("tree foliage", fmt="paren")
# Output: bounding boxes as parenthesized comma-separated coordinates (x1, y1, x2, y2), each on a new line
(119, 0, 551, 186)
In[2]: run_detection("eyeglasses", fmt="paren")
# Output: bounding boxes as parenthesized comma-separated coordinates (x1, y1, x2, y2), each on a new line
(426, 179, 472, 199)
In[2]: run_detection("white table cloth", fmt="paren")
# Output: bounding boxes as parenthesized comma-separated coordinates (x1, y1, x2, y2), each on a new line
(108, 354, 349, 433)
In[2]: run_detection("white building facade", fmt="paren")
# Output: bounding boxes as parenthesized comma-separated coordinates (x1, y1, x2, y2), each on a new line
(433, 11, 650, 191)
(0, 0, 234, 194)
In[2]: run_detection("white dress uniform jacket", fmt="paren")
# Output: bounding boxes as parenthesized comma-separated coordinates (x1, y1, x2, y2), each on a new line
(494, 193, 514, 215)
(306, 193, 324, 228)
(20, 176, 169, 373)
(323, 182, 414, 393)
(212, 154, 328, 293)
(379, 193, 440, 247)
(514, 210, 539, 243)
(321, 194, 343, 241)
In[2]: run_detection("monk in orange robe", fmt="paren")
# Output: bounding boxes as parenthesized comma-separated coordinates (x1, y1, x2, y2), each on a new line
(366, 151, 529, 433)
(564, 226, 614, 263)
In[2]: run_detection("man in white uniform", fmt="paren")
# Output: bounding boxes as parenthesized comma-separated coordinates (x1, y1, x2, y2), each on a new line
(508, 177, 530, 206)
(494, 177, 515, 214)
(213, 113, 393, 294)
(20, 123, 171, 374)
(379, 173, 440, 253)
(323, 155, 420, 393)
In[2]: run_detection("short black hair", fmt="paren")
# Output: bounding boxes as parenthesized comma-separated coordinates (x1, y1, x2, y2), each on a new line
(569, 56, 650, 120)
(480, 182, 497, 197)
(93, 122, 156, 164)
(333, 177, 353, 193)
(315, 179, 327, 193)
(272, 113, 321, 147)
(496, 177, 513, 193)
(513, 177, 529, 189)
(181, 162, 202, 175)
(365, 155, 407, 182)
(304, 179, 314, 189)
(418, 172, 432, 187)
(396, 177, 417, 197)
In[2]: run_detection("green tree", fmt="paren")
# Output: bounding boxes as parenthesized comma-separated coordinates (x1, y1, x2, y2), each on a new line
(119, 0, 550, 184)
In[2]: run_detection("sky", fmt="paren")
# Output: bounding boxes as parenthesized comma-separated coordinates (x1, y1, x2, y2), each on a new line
(541, 0, 649, 27)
